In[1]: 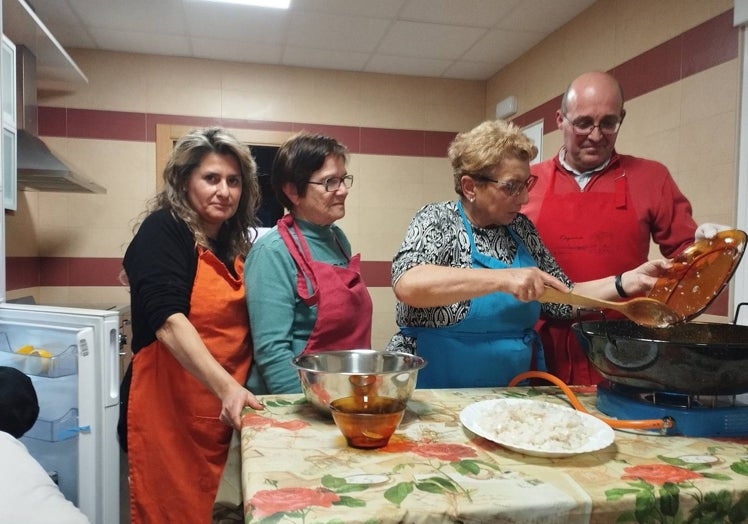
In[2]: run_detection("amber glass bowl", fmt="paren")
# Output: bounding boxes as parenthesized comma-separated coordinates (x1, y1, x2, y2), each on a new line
(648, 229, 746, 321)
(329, 395, 406, 449)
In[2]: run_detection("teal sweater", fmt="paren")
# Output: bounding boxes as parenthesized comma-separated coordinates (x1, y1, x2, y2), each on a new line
(244, 218, 352, 394)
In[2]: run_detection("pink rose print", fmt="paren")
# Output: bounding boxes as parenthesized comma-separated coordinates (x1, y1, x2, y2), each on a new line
(247, 487, 340, 519)
(622, 464, 702, 485)
(382, 439, 477, 462)
(413, 442, 478, 462)
(242, 412, 309, 431)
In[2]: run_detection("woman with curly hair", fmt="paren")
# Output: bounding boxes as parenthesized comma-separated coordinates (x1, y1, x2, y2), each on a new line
(387, 120, 670, 389)
(120, 127, 263, 523)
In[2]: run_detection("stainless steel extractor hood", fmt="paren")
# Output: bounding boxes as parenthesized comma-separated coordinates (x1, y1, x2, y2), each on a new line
(16, 45, 105, 194)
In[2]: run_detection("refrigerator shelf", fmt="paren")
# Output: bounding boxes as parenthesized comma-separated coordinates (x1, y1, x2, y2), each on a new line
(0, 332, 78, 377)
(24, 407, 80, 442)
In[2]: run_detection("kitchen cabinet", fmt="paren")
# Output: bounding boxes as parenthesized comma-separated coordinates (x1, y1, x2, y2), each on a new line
(3, 1, 102, 197)
(1, 35, 14, 124)
(2, 0, 86, 85)
(2, 35, 17, 211)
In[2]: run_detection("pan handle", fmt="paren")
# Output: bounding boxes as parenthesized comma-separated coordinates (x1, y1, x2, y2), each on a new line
(575, 309, 616, 345)
(733, 302, 748, 326)
(508, 371, 673, 433)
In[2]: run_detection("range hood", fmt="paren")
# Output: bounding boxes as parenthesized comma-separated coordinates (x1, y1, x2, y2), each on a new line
(16, 45, 105, 194)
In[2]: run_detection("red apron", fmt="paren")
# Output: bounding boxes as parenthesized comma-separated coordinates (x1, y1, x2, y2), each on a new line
(533, 164, 643, 384)
(278, 214, 372, 353)
(127, 249, 252, 524)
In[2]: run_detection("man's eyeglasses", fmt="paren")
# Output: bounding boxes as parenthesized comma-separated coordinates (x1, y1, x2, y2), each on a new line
(308, 174, 354, 192)
(475, 174, 538, 196)
(562, 113, 622, 136)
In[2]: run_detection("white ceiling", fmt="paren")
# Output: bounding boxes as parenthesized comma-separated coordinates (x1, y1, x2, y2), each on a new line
(22, 0, 596, 81)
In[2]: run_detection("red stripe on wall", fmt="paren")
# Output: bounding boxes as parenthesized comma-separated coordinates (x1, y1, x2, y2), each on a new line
(6, 257, 125, 288)
(36, 258, 125, 286)
(6, 257, 41, 290)
(7, 256, 390, 289)
(40, 109, 454, 158)
(361, 261, 392, 288)
(681, 10, 739, 77)
(293, 124, 362, 154)
(9, 256, 729, 316)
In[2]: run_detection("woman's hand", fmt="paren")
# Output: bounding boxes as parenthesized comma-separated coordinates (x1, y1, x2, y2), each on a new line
(157, 313, 265, 430)
(500, 267, 569, 302)
(220, 383, 264, 430)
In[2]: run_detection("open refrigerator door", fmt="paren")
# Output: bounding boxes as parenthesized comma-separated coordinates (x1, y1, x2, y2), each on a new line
(0, 302, 120, 524)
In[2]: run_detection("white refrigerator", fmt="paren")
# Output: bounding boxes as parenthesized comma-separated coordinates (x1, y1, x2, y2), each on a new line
(0, 302, 120, 524)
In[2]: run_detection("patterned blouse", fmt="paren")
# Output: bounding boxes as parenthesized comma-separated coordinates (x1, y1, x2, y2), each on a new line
(387, 200, 574, 353)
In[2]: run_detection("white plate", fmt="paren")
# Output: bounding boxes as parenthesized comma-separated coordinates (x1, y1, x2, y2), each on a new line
(460, 398, 615, 458)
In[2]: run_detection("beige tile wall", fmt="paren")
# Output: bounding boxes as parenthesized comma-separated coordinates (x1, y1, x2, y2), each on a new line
(7, 0, 739, 334)
(7, 51, 478, 341)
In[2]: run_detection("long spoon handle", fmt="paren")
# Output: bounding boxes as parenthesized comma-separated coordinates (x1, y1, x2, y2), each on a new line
(537, 286, 683, 328)
(537, 287, 619, 310)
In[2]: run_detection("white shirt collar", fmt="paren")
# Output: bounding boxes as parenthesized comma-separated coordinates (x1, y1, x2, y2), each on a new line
(558, 147, 611, 189)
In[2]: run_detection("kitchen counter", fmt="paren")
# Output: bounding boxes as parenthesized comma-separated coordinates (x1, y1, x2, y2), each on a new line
(234, 387, 748, 523)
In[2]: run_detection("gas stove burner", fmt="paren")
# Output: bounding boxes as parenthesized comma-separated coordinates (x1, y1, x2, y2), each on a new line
(608, 382, 744, 409)
(597, 381, 748, 437)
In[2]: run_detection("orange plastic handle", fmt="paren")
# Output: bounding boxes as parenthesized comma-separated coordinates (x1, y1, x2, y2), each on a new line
(508, 371, 672, 432)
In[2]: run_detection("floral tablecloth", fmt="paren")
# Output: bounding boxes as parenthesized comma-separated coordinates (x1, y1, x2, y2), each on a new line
(238, 387, 748, 523)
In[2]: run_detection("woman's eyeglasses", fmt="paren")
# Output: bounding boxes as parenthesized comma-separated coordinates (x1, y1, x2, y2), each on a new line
(308, 174, 354, 192)
(475, 174, 538, 196)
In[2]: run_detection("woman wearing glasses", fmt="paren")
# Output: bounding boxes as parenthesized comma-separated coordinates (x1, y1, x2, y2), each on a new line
(387, 119, 670, 388)
(244, 132, 372, 394)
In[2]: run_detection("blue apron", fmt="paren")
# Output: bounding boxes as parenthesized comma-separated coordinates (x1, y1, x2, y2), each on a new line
(401, 201, 544, 388)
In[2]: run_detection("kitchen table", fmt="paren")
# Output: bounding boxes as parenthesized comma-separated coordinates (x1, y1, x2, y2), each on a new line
(236, 387, 748, 523)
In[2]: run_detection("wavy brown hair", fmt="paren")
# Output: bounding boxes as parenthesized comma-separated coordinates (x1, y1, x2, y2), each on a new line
(144, 127, 260, 259)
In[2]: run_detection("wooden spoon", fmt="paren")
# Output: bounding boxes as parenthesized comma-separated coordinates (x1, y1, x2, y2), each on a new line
(538, 287, 685, 328)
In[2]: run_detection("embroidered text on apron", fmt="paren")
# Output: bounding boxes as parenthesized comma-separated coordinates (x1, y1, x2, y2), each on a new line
(401, 201, 543, 389)
(278, 214, 372, 353)
(533, 164, 643, 384)
(127, 249, 251, 524)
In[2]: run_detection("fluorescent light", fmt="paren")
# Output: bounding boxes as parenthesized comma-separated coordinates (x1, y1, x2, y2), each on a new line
(199, 0, 291, 8)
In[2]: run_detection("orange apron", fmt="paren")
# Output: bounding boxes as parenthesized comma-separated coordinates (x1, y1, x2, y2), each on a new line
(127, 249, 251, 524)
(533, 165, 642, 385)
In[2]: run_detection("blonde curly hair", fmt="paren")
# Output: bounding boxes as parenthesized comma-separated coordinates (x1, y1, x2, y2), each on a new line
(448, 119, 538, 195)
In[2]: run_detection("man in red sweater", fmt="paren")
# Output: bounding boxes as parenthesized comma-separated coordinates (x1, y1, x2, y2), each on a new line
(524, 71, 725, 384)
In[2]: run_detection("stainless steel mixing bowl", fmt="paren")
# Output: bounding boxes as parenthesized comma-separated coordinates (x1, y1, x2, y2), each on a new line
(292, 349, 426, 414)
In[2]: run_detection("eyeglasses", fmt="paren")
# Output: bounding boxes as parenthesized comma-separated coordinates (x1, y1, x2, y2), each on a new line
(475, 174, 538, 196)
(307, 174, 354, 192)
(562, 113, 622, 136)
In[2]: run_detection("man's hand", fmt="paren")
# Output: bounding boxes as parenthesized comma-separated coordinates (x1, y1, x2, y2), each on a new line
(695, 223, 732, 240)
